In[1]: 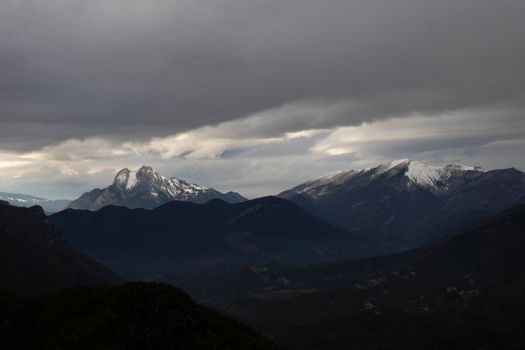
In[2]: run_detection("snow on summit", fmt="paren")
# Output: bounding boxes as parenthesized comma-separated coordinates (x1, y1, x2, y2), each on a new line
(404, 161, 485, 190)
(283, 159, 486, 199)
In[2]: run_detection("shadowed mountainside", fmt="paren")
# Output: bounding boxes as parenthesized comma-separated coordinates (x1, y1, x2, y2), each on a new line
(0, 202, 120, 294)
(184, 206, 525, 350)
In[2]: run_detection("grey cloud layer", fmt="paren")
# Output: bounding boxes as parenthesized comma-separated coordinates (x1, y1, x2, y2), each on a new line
(1, 0, 524, 150)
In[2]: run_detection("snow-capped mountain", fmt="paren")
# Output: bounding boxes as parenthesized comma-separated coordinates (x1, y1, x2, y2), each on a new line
(0, 192, 70, 213)
(287, 160, 487, 198)
(69, 166, 246, 210)
(279, 159, 525, 245)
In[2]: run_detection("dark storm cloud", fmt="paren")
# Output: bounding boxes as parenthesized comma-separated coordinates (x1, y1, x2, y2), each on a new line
(1, 0, 524, 150)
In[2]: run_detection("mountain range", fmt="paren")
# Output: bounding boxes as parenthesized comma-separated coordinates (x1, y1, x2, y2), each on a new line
(68, 166, 246, 211)
(0, 192, 70, 214)
(279, 159, 525, 245)
(50, 197, 382, 281)
(2, 159, 525, 349)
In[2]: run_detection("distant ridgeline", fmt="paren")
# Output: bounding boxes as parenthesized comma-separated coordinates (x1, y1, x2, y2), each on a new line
(51, 196, 383, 281)
(0, 192, 69, 214)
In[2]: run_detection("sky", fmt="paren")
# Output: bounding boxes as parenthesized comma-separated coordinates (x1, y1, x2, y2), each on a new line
(0, 0, 524, 199)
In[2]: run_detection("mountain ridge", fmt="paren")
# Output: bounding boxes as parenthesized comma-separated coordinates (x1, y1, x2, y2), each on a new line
(0, 191, 70, 214)
(50, 196, 383, 280)
(279, 159, 525, 245)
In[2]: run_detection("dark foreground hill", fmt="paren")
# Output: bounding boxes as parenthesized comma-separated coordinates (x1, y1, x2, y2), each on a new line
(0, 282, 280, 350)
(185, 206, 525, 350)
(0, 202, 120, 294)
(50, 197, 381, 281)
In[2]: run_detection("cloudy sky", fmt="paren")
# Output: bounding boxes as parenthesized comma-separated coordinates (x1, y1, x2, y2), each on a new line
(1, 0, 524, 199)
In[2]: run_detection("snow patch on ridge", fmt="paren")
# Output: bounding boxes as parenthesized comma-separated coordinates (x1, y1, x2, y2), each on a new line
(285, 159, 486, 199)
(405, 160, 485, 190)
(406, 161, 448, 189)
(126, 171, 138, 190)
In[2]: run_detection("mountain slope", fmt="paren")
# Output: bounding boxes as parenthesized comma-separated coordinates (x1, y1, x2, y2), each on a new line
(0, 203, 120, 294)
(50, 197, 382, 280)
(0, 191, 70, 214)
(188, 206, 525, 350)
(69, 165, 246, 210)
(279, 159, 525, 245)
(0, 282, 280, 350)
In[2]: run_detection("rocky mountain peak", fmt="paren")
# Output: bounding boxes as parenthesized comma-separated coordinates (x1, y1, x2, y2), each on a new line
(113, 166, 163, 192)
(137, 165, 155, 178)
(113, 168, 132, 190)
(70, 166, 247, 210)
